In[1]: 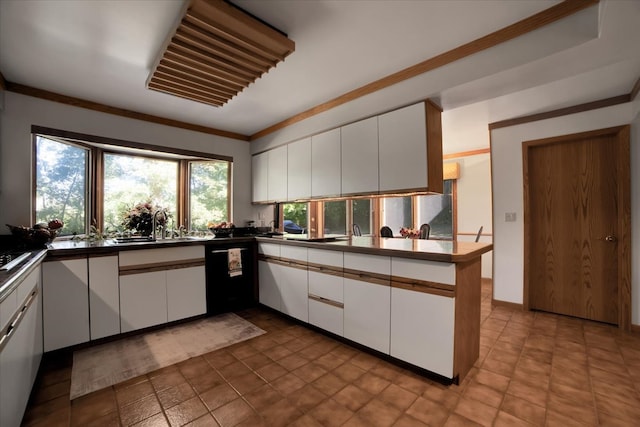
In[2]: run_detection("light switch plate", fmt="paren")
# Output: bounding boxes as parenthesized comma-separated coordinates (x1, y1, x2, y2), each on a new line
(505, 212, 517, 222)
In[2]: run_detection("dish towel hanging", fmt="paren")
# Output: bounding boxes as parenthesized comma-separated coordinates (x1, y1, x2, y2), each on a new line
(228, 248, 243, 277)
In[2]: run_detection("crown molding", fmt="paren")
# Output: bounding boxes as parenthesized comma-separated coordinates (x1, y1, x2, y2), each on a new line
(4, 81, 249, 141)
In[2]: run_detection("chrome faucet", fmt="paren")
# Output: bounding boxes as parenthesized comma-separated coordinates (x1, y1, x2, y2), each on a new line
(152, 209, 166, 240)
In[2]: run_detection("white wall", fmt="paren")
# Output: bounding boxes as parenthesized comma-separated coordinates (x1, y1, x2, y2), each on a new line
(0, 92, 254, 231)
(491, 101, 639, 325)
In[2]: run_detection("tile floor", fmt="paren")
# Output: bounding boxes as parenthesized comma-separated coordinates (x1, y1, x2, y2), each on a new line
(21, 281, 640, 426)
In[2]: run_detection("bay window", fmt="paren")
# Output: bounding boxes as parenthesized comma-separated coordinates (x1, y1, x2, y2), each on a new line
(33, 127, 231, 236)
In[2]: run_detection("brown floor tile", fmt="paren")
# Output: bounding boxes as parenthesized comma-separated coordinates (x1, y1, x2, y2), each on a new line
(332, 361, 366, 383)
(378, 383, 418, 411)
(211, 397, 256, 427)
(278, 353, 311, 371)
(288, 414, 324, 427)
(406, 396, 450, 426)
(199, 383, 240, 411)
(506, 379, 547, 408)
(244, 383, 285, 411)
(164, 395, 208, 427)
(501, 394, 546, 425)
(70, 387, 118, 426)
(202, 349, 238, 368)
(392, 414, 429, 427)
(286, 383, 328, 413)
(150, 368, 187, 392)
(227, 371, 267, 395)
(271, 371, 308, 395)
(422, 383, 460, 410)
(260, 397, 305, 427)
(132, 412, 171, 427)
(255, 361, 289, 382)
(333, 384, 372, 412)
(308, 398, 355, 427)
(85, 410, 122, 427)
(493, 410, 535, 426)
(292, 361, 329, 383)
(183, 413, 220, 427)
(115, 379, 156, 407)
(356, 397, 403, 426)
(444, 412, 484, 426)
(314, 353, 347, 371)
(462, 380, 504, 408)
(352, 371, 391, 395)
(453, 395, 498, 426)
(312, 372, 348, 396)
(119, 393, 162, 426)
(157, 381, 197, 409)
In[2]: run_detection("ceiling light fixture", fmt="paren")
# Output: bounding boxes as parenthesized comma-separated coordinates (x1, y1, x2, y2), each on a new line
(147, 0, 295, 107)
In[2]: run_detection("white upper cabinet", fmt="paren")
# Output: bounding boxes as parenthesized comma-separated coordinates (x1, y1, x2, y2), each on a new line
(341, 116, 379, 196)
(287, 137, 311, 200)
(378, 103, 428, 192)
(311, 128, 341, 198)
(252, 151, 268, 203)
(267, 145, 287, 202)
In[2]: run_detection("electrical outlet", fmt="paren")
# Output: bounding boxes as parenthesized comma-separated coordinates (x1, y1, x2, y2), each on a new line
(505, 212, 517, 222)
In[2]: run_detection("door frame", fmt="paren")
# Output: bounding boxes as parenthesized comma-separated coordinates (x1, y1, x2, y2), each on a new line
(522, 125, 631, 330)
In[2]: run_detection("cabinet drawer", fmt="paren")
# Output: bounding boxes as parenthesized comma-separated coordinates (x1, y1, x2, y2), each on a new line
(308, 270, 343, 303)
(391, 258, 455, 285)
(308, 249, 343, 268)
(344, 253, 390, 276)
(258, 243, 281, 257)
(308, 298, 343, 337)
(281, 246, 307, 262)
(119, 246, 204, 266)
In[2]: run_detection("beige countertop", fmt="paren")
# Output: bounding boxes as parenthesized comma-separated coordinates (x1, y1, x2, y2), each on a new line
(256, 236, 493, 263)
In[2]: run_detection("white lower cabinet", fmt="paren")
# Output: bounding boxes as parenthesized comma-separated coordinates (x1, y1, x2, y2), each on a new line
(390, 286, 455, 378)
(344, 277, 390, 354)
(279, 264, 308, 322)
(0, 266, 42, 427)
(119, 271, 167, 333)
(167, 266, 206, 322)
(119, 246, 206, 333)
(42, 258, 90, 352)
(88, 255, 120, 340)
(258, 260, 281, 310)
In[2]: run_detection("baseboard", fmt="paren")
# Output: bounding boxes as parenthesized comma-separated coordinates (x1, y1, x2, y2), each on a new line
(491, 298, 524, 311)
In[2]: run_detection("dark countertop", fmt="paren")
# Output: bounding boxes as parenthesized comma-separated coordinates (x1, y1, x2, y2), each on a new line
(256, 236, 493, 263)
(45, 236, 256, 258)
(0, 249, 48, 303)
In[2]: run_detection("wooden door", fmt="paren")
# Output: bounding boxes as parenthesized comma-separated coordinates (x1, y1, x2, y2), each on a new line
(523, 126, 630, 327)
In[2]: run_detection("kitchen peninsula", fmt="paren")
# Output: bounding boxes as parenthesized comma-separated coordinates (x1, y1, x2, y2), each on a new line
(256, 236, 493, 383)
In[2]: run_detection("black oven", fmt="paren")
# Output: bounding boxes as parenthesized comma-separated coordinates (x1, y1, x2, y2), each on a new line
(205, 241, 257, 315)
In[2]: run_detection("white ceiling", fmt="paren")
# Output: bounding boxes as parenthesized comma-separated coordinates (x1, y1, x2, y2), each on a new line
(1, 0, 639, 138)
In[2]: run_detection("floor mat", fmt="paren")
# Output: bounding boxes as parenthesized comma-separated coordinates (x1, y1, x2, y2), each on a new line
(70, 312, 265, 399)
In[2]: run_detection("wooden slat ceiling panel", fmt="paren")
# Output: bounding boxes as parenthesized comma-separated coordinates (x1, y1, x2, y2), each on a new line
(147, 0, 294, 107)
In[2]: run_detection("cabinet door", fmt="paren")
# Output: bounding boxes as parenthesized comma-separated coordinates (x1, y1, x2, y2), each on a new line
(311, 128, 341, 197)
(119, 271, 167, 333)
(42, 258, 90, 351)
(252, 152, 269, 203)
(378, 103, 428, 192)
(287, 137, 311, 201)
(88, 255, 120, 340)
(0, 275, 42, 427)
(344, 278, 390, 354)
(341, 116, 378, 195)
(267, 145, 287, 201)
(258, 260, 280, 311)
(167, 266, 206, 322)
(390, 287, 454, 378)
(308, 299, 343, 337)
(279, 264, 308, 322)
